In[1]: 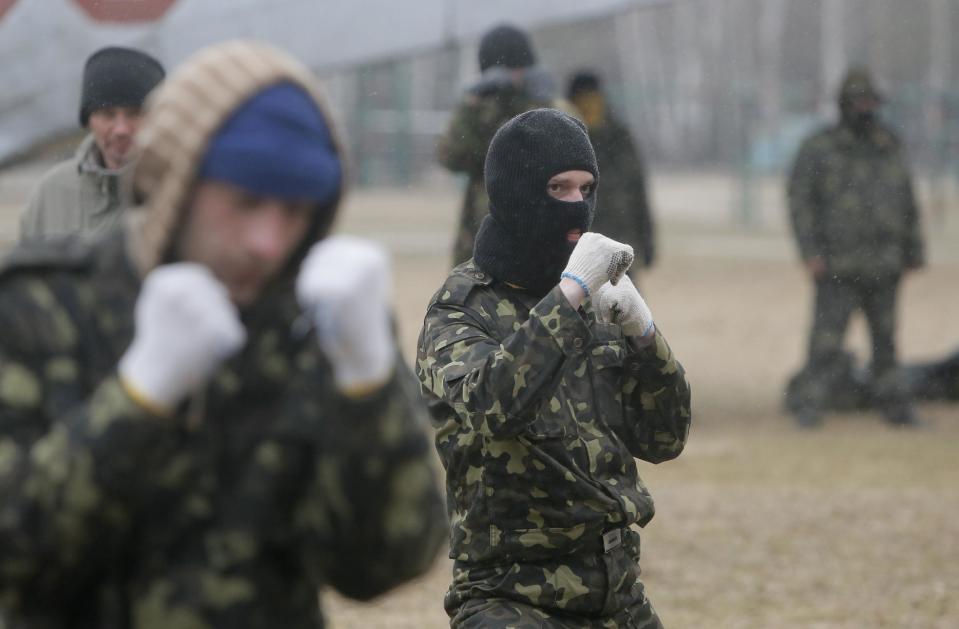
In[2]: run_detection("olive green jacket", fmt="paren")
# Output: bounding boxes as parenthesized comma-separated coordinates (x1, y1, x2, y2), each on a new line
(788, 122, 924, 277)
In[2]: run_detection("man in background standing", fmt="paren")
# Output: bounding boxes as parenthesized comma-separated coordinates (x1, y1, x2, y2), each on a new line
(568, 70, 656, 277)
(437, 23, 568, 266)
(20, 46, 164, 241)
(787, 67, 924, 428)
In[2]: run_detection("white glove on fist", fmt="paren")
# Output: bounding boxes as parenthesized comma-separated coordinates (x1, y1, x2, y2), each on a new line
(296, 235, 396, 395)
(119, 263, 247, 414)
(595, 275, 655, 338)
(562, 232, 634, 298)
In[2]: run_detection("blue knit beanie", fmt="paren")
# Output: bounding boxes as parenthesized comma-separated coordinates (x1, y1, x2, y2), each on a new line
(198, 82, 341, 204)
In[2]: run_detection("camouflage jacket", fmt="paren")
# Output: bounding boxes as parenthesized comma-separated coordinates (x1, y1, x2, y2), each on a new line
(19, 135, 133, 243)
(588, 113, 655, 268)
(788, 122, 924, 278)
(0, 230, 446, 629)
(436, 88, 559, 267)
(416, 260, 690, 567)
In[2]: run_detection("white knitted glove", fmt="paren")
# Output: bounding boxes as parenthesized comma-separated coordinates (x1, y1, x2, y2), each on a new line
(119, 264, 247, 414)
(595, 275, 655, 338)
(561, 232, 634, 298)
(296, 235, 396, 396)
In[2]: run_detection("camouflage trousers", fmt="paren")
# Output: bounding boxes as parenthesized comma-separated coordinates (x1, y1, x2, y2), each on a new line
(801, 275, 905, 411)
(446, 528, 664, 628)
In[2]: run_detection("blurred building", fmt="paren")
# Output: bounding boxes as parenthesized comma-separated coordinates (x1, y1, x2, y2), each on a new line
(4, 0, 959, 198)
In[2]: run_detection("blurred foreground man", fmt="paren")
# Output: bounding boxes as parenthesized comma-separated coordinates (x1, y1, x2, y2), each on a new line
(0, 41, 445, 628)
(567, 71, 656, 276)
(417, 109, 691, 628)
(787, 67, 924, 428)
(20, 47, 165, 241)
(437, 23, 568, 266)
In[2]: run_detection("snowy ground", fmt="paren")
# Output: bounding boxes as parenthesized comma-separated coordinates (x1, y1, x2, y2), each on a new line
(0, 164, 957, 628)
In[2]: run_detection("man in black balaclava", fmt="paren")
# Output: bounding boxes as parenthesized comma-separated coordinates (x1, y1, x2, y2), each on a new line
(416, 108, 692, 627)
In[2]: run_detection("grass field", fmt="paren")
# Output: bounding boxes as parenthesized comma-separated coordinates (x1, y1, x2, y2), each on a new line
(1, 168, 956, 628)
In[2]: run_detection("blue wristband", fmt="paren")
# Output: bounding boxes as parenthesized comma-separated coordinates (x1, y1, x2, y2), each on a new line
(560, 272, 591, 297)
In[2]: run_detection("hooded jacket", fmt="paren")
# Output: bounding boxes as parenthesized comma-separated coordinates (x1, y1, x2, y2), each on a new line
(19, 134, 133, 243)
(0, 41, 445, 629)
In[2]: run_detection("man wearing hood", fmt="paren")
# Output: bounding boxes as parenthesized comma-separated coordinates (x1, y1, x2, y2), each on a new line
(0, 41, 445, 628)
(788, 67, 924, 428)
(437, 23, 570, 267)
(20, 46, 165, 242)
(417, 109, 691, 627)
(567, 71, 656, 277)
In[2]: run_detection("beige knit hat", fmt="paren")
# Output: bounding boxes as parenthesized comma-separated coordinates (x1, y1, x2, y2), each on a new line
(128, 40, 350, 275)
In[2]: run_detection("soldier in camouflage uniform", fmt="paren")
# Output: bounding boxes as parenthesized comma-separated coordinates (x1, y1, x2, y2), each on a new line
(437, 23, 568, 266)
(787, 67, 924, 428)
(567, 71, 655, 275)
(418, 109, 691, 627)
(0, 41, 445, 628)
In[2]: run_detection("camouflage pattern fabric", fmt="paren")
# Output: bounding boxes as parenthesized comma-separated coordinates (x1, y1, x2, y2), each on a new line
(0, 229, 447, 628)
(797, 276, 905, 412)
(788, 122, 924, 278)
(416, 260, 690, 624)
(437, 89, 557, 267)
(446, 528, 663, 628)
(586, 114, 655, 270)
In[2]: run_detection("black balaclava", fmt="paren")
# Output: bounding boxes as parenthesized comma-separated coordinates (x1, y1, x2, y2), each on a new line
(838, 67, 882, 136)
(473, 108, 599, 296)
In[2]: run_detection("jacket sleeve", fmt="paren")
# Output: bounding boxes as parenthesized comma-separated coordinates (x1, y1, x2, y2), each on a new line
(901, 166, 925, 268)
(18, 187, 46, 243)
(624, 131, 655, 266)
(787, 138, 825, 261)
(417, 286, 593, 439)
(295, 360, 447, 601)
(0, 364, 170, 612)
(436, 97, 490, 175)
(616, 329, 691, 464)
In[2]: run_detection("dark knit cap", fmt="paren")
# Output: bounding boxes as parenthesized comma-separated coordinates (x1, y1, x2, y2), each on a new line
(198, 83, 341, 205)
(478, 24, 536, 72)
(567, 71, 602, 100)
(79, 47, 165, 126)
